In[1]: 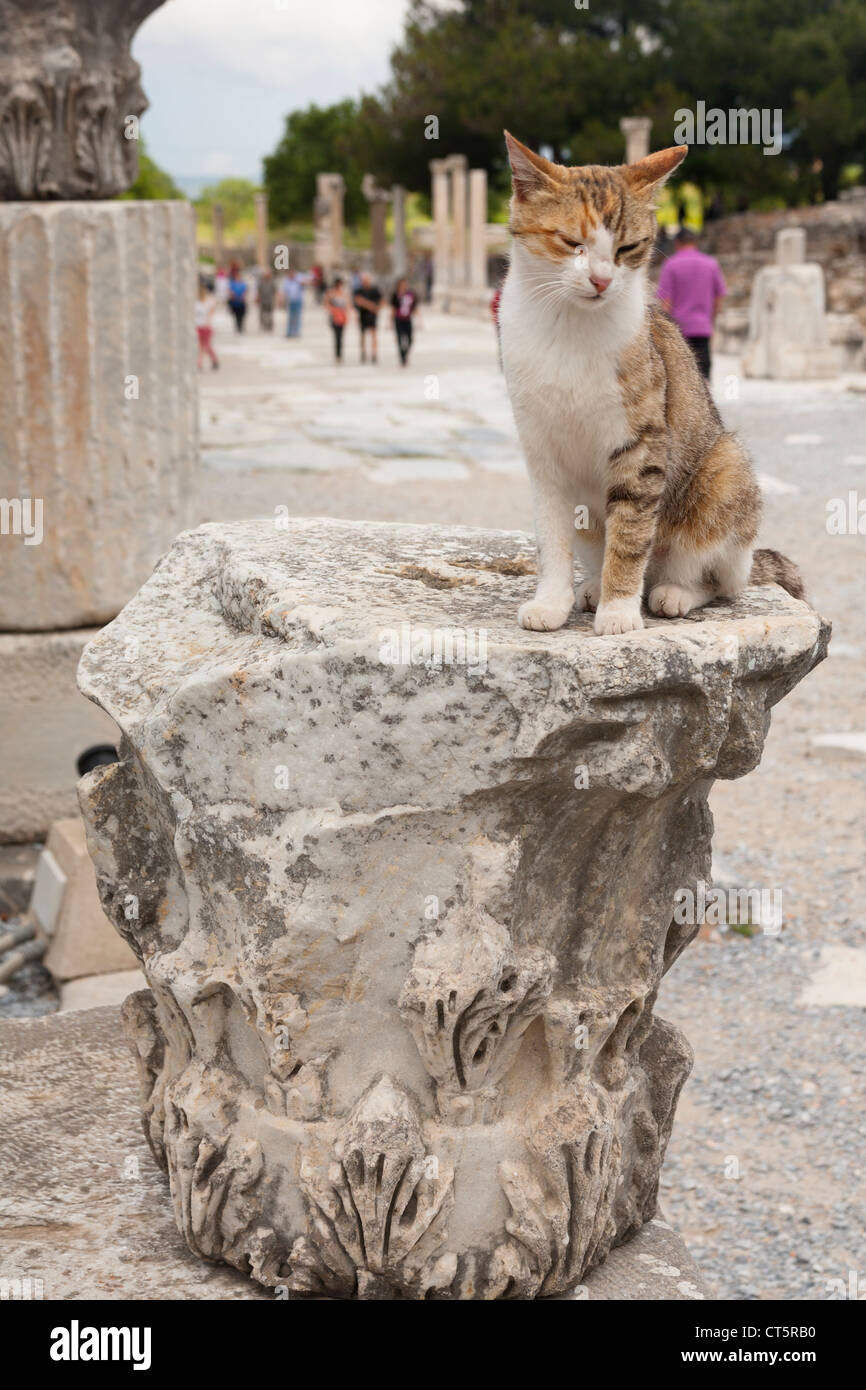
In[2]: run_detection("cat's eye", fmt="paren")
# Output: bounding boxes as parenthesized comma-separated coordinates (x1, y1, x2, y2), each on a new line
(559, 233, 584, 251)
(616, 238, 649, 260)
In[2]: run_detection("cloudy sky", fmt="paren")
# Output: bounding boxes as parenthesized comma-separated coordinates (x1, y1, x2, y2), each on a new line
(133, 0, 409, 184)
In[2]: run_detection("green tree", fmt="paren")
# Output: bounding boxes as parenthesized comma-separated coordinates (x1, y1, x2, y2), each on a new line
(263, 101, 368, 225)
(122, 140, 183, 200)
(195, 178, 259, 228)
(263, 0, 866, 209)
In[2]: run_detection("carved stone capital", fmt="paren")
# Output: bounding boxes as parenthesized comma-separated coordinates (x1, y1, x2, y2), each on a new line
(78, 519, 828, 1298)
(0, 0, 166, 198)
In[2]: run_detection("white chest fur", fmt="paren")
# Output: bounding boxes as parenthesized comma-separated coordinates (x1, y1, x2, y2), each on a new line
(499, 251, 647, 508)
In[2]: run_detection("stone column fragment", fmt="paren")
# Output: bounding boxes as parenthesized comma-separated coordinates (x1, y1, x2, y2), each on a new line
(77, 518, 827, 1300)
(313, 173, 345, 274)
(0, 200, 199, 632)
(362, 174, 390, 275)
(447, 154, 468, 289)
(743, 226, 839, 379)
(391, 184, 408, 278)
(212, 201, 225, 268)
(620, 116, 652, 165)
(0, 0, 168, 199)
(468, 168, 488, 291)
(254, 191, 268, 267)
(429, 158, 450, 305)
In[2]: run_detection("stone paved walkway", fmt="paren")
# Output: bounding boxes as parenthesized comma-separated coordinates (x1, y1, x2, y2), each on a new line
(197, 301, 866, 1301)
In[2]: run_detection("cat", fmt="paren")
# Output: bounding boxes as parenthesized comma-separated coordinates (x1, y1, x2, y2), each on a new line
(498, 132, 804, 636)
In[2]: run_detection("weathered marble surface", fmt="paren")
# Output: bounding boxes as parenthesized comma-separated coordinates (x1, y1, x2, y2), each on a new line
(0, 201, 198, 631)
(0, 0, 165, 199)
(77, 519, 827, 1299)
(0, 1004, 710, 1300)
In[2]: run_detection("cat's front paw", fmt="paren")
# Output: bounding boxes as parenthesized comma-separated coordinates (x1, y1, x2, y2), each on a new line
(576, 577, 601, 612)
(518, 595, 573, 632)
(648, 584, 698, 618)
(594, 597, 644, 636)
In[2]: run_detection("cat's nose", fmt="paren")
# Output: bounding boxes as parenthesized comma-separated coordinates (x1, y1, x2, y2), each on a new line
(590, 275, 612, 294)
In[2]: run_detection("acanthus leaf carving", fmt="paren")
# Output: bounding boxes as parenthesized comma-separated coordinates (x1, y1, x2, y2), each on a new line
(0, 0, 160, 198)
(399, 908, 555, 1123)
(287, 1076, 456, 1299)
(161, 1065, 284, 1284)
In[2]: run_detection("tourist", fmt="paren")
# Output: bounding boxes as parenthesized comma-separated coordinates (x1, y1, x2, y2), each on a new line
(258, 268, 276, 332)
(227, 262, 247, 334)
(195, 282, 219, 371)
(324, 277, 350, 362)
(657, 229, 726, 379)
(310, 263, 325, 303)
(391, 277, 418, 366)
(354, 272, 383, 363)
(283, 271, 305, 338)
(423, 254, 434, 304)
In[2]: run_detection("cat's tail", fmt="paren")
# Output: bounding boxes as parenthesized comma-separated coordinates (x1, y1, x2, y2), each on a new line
(749, 548, 806, 601)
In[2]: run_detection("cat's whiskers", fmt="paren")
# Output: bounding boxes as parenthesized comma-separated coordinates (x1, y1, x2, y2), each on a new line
(527, 280, 576, 312)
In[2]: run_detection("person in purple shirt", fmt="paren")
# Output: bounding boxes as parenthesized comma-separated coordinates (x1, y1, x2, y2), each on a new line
(657, 229, 726, 379)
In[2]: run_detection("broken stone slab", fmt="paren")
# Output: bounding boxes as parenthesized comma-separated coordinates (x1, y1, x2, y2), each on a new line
(35, 818, 139, 981)
(0, 630, 118, 843)
(76, 518, 827, 1300)
(59, 969, 147, 1012)
(0, 1005, 710, 1299)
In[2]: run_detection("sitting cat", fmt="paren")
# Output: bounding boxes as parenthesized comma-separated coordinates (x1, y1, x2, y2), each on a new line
(498, 132, 803, 636)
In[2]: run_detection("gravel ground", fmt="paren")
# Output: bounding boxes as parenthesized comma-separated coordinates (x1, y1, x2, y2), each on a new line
(0, 957, 58, 1019)
(658, 374, 866, 1300)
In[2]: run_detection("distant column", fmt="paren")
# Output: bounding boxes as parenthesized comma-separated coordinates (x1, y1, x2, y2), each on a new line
(776, 227, 807, 265)
(468, 168, 488, 291)
(447, 154, 468, 289)
(619, 117, 653, 164)
(213, 201, 225, 269)
(429, 158, 450, 305)
(391, 184, 408, 278)
(314, 173, 345, 275)
(370, 200, 388, 274)
(329, 175, 345, 270)
(254, 191, 268, 267)
(362, 174, 391, 275)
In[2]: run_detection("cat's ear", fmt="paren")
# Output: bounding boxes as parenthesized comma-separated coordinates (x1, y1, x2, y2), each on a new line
(624, 145, 688, 196)
(504, 131, 562, 200)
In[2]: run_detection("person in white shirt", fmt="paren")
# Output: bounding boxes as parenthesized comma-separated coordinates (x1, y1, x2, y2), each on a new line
(195, 282, 219, 370)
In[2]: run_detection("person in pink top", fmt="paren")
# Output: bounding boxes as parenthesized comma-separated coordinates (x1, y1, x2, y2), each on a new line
(657, 229, 726, 379)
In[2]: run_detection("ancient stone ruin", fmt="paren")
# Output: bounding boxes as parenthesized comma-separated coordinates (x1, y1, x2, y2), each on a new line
(0, 0, 198, 842)
(77, 518, 826, 1299)
(0, 0, 163, 200)
(313, 173, 345, 275)
(429, 155, 491, 313)
(742, 227, 850, 379)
